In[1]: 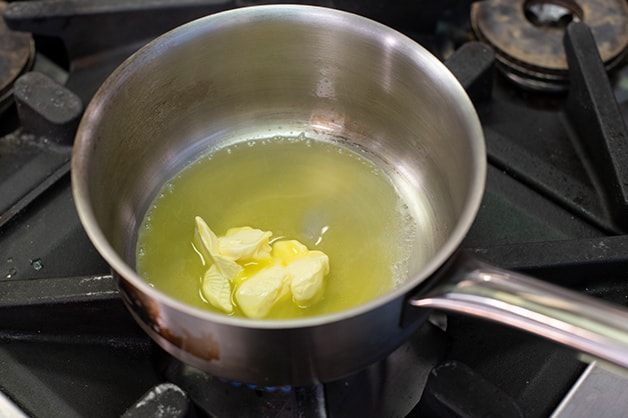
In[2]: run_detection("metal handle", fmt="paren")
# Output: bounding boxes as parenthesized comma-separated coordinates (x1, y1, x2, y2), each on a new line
(409, 253, 628, 370)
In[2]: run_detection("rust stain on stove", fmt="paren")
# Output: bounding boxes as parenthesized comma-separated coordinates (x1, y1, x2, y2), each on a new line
(0, 1, 34, 103)
(471, 0, 628, 86)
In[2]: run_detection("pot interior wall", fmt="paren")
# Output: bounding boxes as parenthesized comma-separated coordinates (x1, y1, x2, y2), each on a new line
(78, 7, 482, 290)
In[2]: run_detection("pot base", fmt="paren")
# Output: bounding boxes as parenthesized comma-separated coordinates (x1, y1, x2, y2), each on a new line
(153, 320, 447, 417)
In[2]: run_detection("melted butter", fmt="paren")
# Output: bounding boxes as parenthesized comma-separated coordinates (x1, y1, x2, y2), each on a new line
(136, 135, 418, 319)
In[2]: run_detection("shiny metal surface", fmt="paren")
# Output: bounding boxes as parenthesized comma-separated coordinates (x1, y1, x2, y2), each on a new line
(72, 3, 628, 387)
(551, 362, 628, 418)
(71, 3, 628, 388)
(411, 254, 628, 371)
(72, 5, 485, 385)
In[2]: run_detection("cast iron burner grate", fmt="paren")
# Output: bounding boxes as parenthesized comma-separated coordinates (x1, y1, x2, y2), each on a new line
(1, 1, 628, 417)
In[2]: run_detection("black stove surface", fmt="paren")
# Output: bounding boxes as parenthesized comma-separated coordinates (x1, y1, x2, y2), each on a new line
(1, 1, 628, 417)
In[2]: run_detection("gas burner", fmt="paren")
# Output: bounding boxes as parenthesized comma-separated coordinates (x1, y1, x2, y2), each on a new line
(149, 321, 447, 417)
(471, 0, 628, 91)
(0, 1, 34, 112)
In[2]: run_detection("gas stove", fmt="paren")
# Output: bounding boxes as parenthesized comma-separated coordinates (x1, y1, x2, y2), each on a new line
(0, 1, 627, 417)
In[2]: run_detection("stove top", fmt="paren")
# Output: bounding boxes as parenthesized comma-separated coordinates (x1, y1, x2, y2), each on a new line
(0, 1, 627, 417)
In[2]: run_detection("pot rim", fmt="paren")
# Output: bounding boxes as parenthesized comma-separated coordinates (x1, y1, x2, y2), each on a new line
(71, 4, 487, 330)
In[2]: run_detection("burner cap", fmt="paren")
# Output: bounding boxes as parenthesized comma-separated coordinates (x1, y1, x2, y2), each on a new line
(0, 1, 34, 110)
(471, 0, 628, 91)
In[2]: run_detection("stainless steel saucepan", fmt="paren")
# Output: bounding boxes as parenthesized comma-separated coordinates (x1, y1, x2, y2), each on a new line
(72, 5, 628, 386)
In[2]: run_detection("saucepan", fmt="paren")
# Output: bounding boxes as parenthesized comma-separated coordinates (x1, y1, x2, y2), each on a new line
(71, 5, 628, 386)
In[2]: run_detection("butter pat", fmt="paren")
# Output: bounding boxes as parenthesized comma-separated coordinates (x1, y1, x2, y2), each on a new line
(201, 265, 233, 314)
(272, 239, 309, 261)
(194, 216, 242, 279)
(287, 252, 329, 307)
(219, 227, 272, 261)
(235, 266, 289, 319)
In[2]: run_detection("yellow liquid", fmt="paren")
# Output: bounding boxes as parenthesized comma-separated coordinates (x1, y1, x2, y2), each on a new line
(136, 135, 417, 319)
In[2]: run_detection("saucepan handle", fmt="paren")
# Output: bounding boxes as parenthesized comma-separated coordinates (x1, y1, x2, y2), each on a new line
(408, 252, 628, 370)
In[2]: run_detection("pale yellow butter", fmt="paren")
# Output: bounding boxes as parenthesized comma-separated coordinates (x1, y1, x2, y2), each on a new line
(219, 226, 272, 261)
(193, 216, 330, 318)
(194, 216, 242, 279)
(235, 266, 289, 319)
(201, 264, 233, 314)
(272, 239, 309, 261)
(287, 252, 329, 307)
